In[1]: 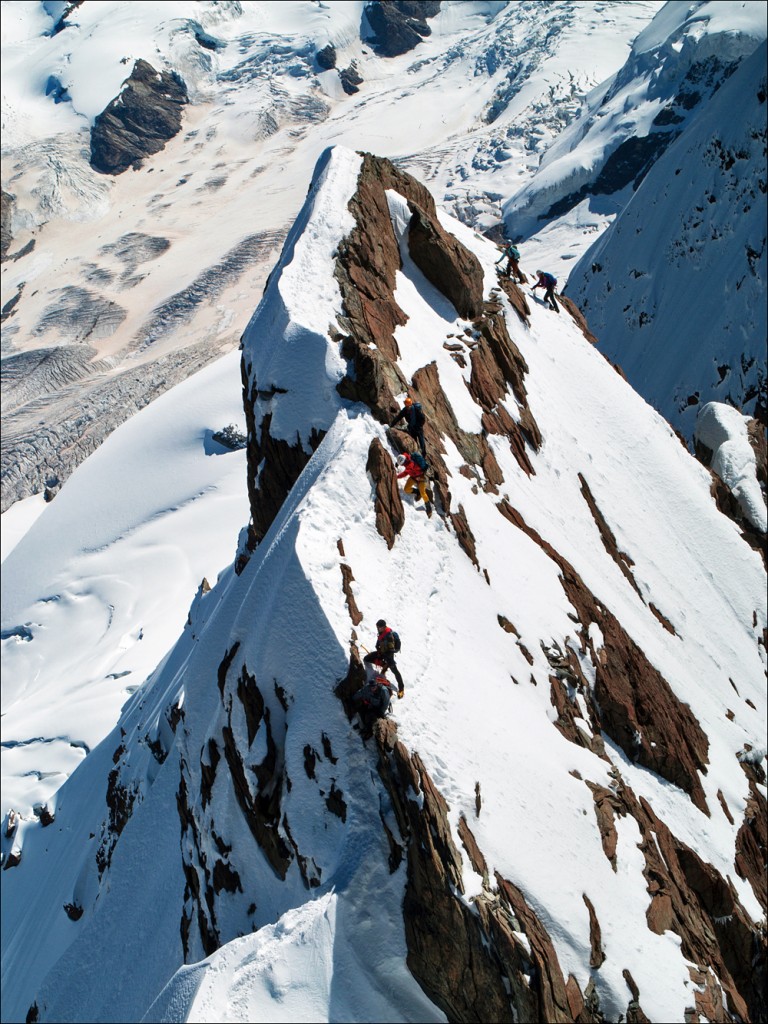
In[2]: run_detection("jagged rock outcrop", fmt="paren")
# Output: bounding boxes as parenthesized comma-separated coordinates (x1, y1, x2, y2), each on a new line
(735, 758, 768, 917)
(468, 304, 541, 472)
(90, 59, 188, 175)
(339, 62, 364, 95)
(366, 437, 405, 548)
(96, 741, 140, 876)
(315, 43, 337, 70)
(406, 204, 484, 319)
(16, 147, 756, 1024)
(362, 711, 653, 1023)
(579, 473, 643, 597)
(495, 275, 530, 325)
(178, 644, 297, 958)
(559, 294, 598, 345)
(334, 154, 429, 406)
(338, 557, 363, 625)
(329, 153, 541, 551)
(364, 1, 441, 58)
(583, 772, 765, 1023)
(243, 151, 528, 555)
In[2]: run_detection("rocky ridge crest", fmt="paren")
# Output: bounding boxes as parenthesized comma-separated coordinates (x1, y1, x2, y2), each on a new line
(231, 152, 766, 1021)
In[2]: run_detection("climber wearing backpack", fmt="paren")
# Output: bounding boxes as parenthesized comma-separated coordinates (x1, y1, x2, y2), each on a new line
(390, 397, 427, 457)
(396, 452, 433, 506)
(495, 241, 524, 283)
(363, 619, 405, 698)
(532, 270, 559, 312)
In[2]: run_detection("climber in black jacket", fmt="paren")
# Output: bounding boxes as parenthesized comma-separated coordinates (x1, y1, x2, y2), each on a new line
(390, 397, 427, 457)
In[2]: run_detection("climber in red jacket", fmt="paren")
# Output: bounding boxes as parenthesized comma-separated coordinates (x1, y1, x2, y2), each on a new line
(396, 452, 432, 505)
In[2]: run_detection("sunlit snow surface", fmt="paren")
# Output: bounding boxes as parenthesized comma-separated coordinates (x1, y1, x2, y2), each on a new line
(1, 145, 765, 1024)
(1, 352, 251, 813)
(565, 39, 768, 439)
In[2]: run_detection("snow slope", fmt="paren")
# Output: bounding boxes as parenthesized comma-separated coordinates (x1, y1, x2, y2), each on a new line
(1, 145, 764, 1024)
(1, 351, 250, 816)
(565, 39, 767, 440)
(503, 0, 767, 240)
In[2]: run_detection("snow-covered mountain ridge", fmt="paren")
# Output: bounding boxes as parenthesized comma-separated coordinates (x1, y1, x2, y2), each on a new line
(2, 145, 765, 1024)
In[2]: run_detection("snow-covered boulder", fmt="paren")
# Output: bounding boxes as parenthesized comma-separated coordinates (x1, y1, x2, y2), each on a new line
(695, 401, 767, 535)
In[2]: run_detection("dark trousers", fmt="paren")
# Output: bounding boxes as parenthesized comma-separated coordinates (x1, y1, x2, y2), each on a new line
(409, 427, 426, 457)
(364, 651, 404, 690)
(544, 285, 559, 311)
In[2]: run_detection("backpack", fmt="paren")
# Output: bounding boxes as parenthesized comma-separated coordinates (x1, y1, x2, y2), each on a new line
(411, 452, 428, 473)
(380, 629, 401, 654)
(543, 272, 557, 287)
(506, 245, 520, 260)
(411, 403, 425, 429)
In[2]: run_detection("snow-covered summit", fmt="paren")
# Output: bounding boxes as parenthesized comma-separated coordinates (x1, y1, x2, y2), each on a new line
(2, 143, 765, 1024)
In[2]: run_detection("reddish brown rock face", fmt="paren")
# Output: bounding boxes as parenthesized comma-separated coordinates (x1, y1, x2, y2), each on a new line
(339, 563, 363, 625)
(407, 203, 485, 320)
(330, 153, 542, 550)
(735, 761, 768, 916)
(242, 151, 543, 556)
(559, 294, 598, 344)
(366, 438, 405, 549)
(496, 275, 531, 324)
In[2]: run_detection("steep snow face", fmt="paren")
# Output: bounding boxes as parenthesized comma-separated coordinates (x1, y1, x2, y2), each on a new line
(239, 147, 360, 447)
(2, 145, 765, 1024)
(502, 0, 767, 240)
(565, 40, 767, 441)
